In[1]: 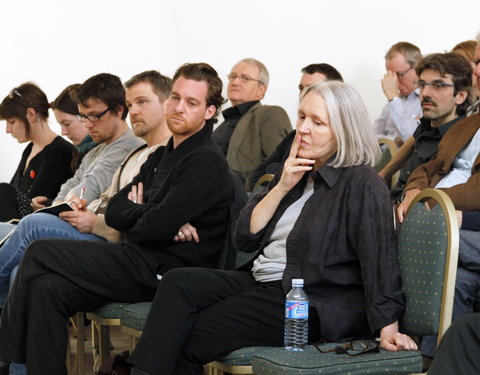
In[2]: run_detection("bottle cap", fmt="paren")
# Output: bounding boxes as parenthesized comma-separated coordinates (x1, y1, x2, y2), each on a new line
(292, 278, 304, 287)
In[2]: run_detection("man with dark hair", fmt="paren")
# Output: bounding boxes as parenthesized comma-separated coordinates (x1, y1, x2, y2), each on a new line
(380, 52, 472, 202)
(298, 63, 344, 91)
(0, 63, 234, 374)
(249, 63, 343, 189)
(212, 58, 292, 189)
(374, 42, 423, 145)
(397, 53, 480, 360)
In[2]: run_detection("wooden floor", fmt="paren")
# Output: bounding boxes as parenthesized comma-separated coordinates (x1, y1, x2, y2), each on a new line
(69, 324, 130, 375)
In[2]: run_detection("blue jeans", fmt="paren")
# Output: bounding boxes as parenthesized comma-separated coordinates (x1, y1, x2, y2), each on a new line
(0, 213, 105, 307)
(0, 222, 16, 239)
(421, 229, 480, 357)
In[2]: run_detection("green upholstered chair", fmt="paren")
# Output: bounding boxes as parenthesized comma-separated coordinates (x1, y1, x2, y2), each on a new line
(119, 302, 152, 350)
(86, 302, 131, 370)
(252, 345, 422, 375)
(251, 188, 459, 375)
(251, 173, 274, 196)
(207, 188, 459, 375)
(375, 137, 400, 188)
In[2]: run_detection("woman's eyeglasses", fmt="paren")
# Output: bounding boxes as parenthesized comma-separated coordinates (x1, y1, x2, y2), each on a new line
(314, 340, 379, 356)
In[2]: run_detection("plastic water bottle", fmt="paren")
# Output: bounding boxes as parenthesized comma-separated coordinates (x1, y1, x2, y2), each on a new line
(284, 278, 309, 351)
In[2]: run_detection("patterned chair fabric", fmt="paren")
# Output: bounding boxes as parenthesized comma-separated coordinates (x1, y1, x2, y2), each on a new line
(376, 137, 400, 188)
(119, 302, 152, 331)
(373, 146, 392, 172)
(89, 302, 132, 319)
(252, 345, 422, 375)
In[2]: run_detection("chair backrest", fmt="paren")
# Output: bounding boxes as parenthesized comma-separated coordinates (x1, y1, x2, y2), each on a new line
(251, 174, 274, 196)
(398, 188, 459, 347)
(376, 138, 400, 188)
(216, 172, 249, 270)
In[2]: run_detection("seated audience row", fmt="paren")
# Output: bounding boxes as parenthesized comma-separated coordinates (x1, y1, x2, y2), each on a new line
(0, 40, 478, 374)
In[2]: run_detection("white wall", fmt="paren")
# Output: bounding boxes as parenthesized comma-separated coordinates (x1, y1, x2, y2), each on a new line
(0, 0, 478, 182)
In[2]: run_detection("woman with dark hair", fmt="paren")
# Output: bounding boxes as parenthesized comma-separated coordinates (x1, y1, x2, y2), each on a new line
(50, 84, 96, 170)
(0, 82, 74, 221)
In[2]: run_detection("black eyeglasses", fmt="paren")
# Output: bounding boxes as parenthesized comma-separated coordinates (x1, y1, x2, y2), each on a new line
(396, 67, 412, 79)
(227, 73, 264, 85)
(415, 80, 455, 91)
(76, 107, 111, 122)
(314, 340, 379, 356)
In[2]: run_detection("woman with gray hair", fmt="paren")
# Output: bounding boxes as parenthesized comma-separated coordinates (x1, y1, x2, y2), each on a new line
(126, 81, 417, 375)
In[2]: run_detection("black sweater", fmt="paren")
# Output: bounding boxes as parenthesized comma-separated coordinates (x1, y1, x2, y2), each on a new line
(106, 121, 234, 274)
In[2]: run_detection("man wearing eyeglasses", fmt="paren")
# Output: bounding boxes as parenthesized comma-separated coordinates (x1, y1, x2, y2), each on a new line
(374, 42, 423, 146)
(212, 58, 291, 190)
(380, 53, 472, 203)
(31, 73, 143, 209)
(396, 51, 480, 362)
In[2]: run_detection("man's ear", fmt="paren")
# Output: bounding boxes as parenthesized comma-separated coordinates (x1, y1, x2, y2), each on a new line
(114, 104, 125, 118)
(257, 84, 267, 100)
(455, 90, 468, 105)
(204, 105, 216, 120)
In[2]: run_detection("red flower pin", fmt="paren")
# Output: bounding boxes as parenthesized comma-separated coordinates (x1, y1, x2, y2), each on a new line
(30, 170, 36, 179)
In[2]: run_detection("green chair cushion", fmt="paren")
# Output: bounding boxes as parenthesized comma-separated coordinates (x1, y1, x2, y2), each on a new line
(252, 345, 422, 375)
(119, 302, 152, 331)
(215, 346, 272, 366)
(90, 302, 131, 319)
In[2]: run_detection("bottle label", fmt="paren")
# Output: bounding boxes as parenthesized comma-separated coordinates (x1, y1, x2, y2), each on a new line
(285, 301, 309, 319)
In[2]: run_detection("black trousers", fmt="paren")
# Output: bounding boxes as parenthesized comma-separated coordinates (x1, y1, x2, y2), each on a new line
(0, 238, 160, 375)
(128, 268, 289, 375)
(428, 313, 480, 375)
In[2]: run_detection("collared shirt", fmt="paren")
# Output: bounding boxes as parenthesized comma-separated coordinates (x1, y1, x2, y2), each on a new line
(466, 96, 480, 117)
(374, 89, 422, 141)
(234, 161, 404, 341)
(435, 127, 480, 188)
(212, 100, 259, 156)
(392, 116, 463, 201)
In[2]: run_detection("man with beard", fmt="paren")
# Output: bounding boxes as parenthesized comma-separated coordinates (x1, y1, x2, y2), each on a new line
(379, 53, 472, 202)
(397, 49, 480, 362)
(0, 63, 234, 374)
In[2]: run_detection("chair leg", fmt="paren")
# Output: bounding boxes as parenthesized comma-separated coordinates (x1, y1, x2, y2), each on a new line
(98, 324, 112, 364)
(66, 325, 72, 375)
(74, 313, 86, 375)
(128, 335, 138, 352)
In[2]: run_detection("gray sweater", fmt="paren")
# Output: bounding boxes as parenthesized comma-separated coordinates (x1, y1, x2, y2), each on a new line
(55, 129, 144, 203)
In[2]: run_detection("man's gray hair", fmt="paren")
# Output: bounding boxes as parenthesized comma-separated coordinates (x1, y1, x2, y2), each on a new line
(301, 81, 380, 168)
(385, 42, 422, 68)
(237, 58, 269, 86)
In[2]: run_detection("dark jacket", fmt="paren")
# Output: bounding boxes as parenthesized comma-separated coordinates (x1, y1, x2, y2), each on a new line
(106, 121, 234, 274)
(233, 162, 405, 342)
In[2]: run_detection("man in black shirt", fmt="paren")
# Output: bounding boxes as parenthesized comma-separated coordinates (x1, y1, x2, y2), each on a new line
(379, 52, 472, 202)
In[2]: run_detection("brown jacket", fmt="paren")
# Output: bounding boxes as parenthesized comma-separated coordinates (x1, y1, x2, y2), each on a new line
(405, 114, 480, 211)
(226, 102, 292, 188)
